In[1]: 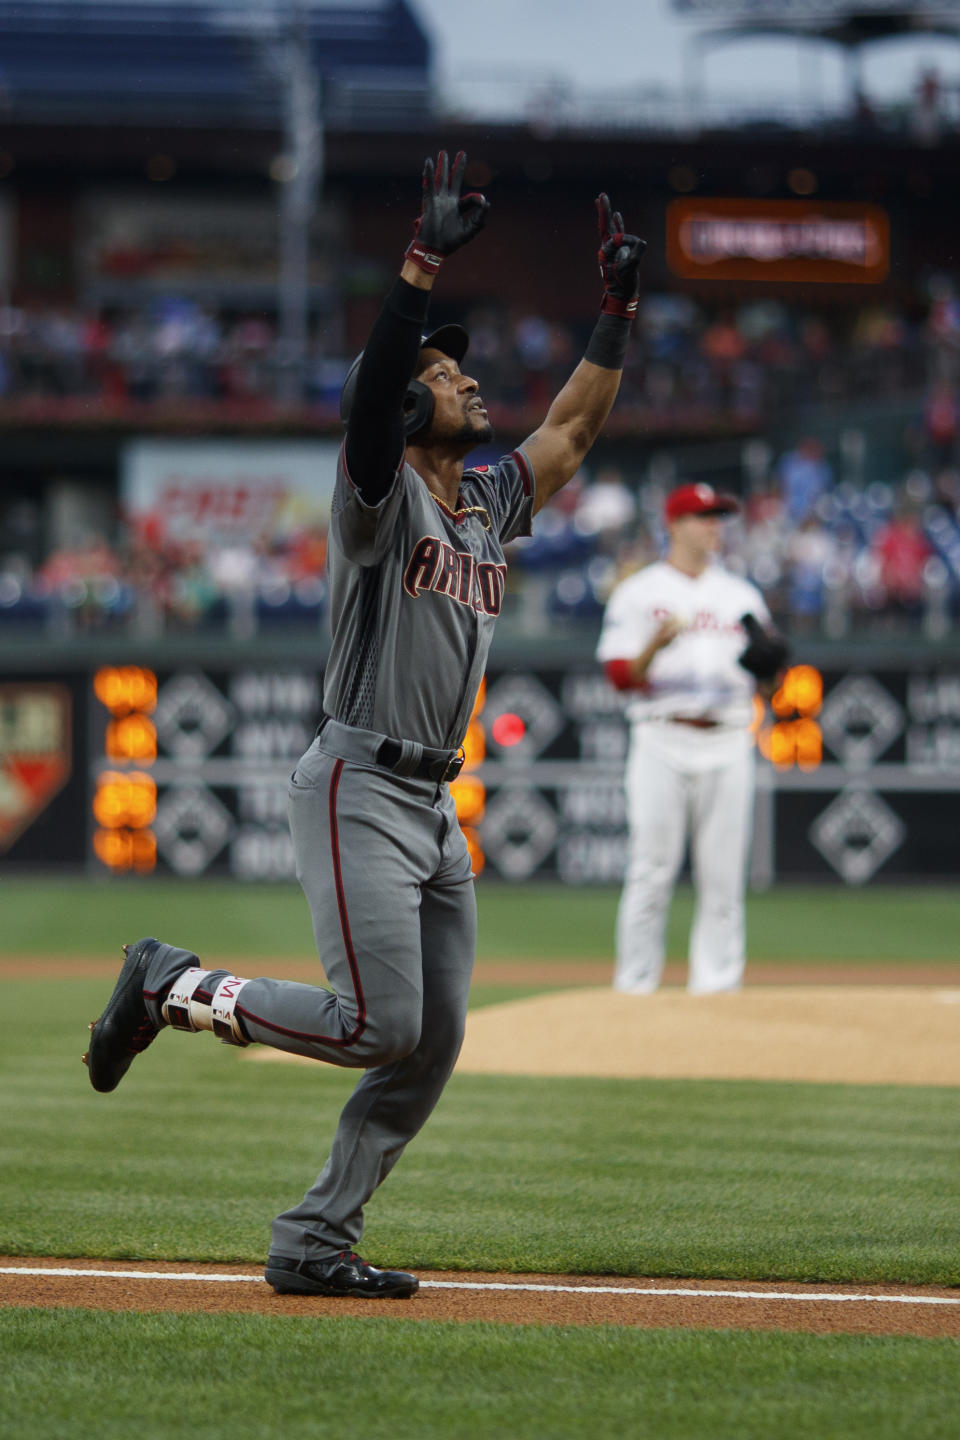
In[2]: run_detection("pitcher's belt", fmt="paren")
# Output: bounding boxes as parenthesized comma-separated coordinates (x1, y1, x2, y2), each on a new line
(666, 715, 721, 730)
(316, 717, 464, 783)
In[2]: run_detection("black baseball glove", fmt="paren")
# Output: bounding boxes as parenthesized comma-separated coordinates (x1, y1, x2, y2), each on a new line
(738, 613, 790, 683)
(405, 150, 490, 276)
(596, 193, 647, 318)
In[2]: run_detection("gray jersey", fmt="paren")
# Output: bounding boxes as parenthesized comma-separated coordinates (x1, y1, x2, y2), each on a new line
(323, 445, 535, 750)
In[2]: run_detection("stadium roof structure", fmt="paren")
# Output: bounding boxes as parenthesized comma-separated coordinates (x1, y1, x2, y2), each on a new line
(0, 0, 432, 127)
(671, 2, 960, 113)
(671, 3, 960, 53)
(672, 0, 960, 37)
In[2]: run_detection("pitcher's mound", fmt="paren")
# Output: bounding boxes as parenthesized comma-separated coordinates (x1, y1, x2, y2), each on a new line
(454, 986, 960, 1086)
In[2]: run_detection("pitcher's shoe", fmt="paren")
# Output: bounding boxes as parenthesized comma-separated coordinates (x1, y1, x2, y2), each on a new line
(83, 937, 163, 1093)
(265, 1252, 419, 1299)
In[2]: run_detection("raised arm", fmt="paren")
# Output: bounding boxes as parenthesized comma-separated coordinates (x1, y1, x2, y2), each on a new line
(343, 151, 488, 504)
(523, 195, 646, 514)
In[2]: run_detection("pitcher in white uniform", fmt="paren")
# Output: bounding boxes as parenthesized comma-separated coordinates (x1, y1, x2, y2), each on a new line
(597, 482, 778, 995)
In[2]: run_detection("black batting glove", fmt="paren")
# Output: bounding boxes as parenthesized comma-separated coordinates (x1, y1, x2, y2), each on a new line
(405, 150, 490, 276)
(596, 193, 646, 319)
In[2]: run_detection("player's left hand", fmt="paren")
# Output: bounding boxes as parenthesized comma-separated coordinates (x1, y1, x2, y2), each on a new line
(737, 613, 790, 683)
(596, 194, 647, 318)
(405, 150, 490, 275)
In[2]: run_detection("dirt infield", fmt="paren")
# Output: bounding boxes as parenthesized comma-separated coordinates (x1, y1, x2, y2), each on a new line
(2, 1259, 959, 1338)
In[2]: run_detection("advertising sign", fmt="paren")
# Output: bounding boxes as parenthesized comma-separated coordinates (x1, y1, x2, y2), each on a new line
(666, 199, 890, 285)
(121, 438, 340, 545)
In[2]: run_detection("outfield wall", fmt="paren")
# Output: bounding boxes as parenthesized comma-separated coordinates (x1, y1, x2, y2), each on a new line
(1, 633, 958, 885)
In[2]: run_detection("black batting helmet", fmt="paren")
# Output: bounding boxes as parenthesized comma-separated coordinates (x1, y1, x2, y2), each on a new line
(339, 324, 470, 438)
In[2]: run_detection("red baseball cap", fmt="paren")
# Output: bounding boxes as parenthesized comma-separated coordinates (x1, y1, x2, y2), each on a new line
(664, 482, 741, 523)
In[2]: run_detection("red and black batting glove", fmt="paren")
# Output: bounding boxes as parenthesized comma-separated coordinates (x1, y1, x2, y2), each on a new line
(596, 193, 646, 318)
(405, 150, 490, 276)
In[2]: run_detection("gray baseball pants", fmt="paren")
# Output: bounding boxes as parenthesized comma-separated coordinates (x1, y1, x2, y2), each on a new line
(143, 721, 476, 1260)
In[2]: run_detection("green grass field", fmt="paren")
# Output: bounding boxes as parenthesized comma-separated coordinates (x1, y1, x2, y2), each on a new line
(3, 875, 960, 964)
(1, 878, 958, 1438)
(4, 1310, 958, 1440)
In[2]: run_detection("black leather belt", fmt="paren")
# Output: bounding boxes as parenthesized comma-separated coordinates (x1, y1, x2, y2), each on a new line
(376, 738, 465, 784)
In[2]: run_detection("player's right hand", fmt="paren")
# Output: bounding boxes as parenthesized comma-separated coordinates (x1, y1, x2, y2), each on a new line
(596, 193, 647, 318)
(405, 151, 490, 275)
(652, 615, 685, 649)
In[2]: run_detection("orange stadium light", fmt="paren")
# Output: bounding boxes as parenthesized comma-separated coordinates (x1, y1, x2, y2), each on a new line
(764, 718, 824, 772)
(767, 721, 798, 770)
(451, 772, 486, 826)
(471, 678, 486, 717)
(93, 771, 157, 829)
(93, 827, 157, 873)
(461, 719, 486, 769)
(793, 717, 824, 772)
(772, 665, 823, 719)
(105, 714, 158, 763)
(462, 826, 485, 877)
(94, 666, 158, 717)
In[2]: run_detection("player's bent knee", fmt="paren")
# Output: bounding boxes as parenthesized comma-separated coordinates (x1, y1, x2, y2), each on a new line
(356, 1011, 422, 1066)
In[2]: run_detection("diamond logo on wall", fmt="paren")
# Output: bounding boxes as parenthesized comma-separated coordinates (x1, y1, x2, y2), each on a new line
(481, 786, 559, 879)
(819, 675, 903, 770)
(154, 673, 234, 759)
(809, 789, 905, 885)
(154, 784, 234, 876)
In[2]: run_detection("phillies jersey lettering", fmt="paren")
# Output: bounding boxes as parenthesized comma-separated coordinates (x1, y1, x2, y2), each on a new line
(650, 606, 743, 637)
(597, 559, 771, 730)
(325, 448, 534, 749)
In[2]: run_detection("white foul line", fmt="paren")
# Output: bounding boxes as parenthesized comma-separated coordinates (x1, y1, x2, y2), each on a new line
(1, 1265, 958, 1307)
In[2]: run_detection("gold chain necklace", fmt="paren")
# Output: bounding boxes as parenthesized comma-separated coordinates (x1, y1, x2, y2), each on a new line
(428, 490, 491, 532)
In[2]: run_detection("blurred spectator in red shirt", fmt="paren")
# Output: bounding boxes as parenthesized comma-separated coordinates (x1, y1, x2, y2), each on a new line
(870, 506, 933, 618)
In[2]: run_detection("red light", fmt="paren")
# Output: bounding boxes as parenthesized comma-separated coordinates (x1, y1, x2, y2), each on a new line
(492, 712, 526, 747)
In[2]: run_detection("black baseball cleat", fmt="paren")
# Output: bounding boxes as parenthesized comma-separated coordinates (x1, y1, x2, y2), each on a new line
(83, 937, 164, 1093)
(265, 1252, 419, 1299)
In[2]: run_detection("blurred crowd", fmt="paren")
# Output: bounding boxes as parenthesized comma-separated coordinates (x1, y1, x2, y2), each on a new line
(504, 449, 960, 641)
(0, 280, 952, 421)
(0, 515, 331, 638)
(3, 442, 960, 643)
(3, 277, 960, 641)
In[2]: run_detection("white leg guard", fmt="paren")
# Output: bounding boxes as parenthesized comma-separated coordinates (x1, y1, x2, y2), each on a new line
(210, 974, 252, 1047)
(162, 968, 210, 1032)
(162, 968, 252, 1047)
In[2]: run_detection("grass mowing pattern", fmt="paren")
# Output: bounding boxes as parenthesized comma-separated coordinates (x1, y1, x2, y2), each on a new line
(2, 1309, 958, 1440)
(2, 976, 958, 1284)
(3, 878, 960, 963)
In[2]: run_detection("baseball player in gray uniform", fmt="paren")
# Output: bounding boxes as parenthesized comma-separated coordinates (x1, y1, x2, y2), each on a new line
(84, 151, 646, 1298)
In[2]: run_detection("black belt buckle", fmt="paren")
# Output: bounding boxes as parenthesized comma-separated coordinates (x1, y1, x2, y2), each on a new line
(427, 751, 464, 783)
(440, 752, 464, 783)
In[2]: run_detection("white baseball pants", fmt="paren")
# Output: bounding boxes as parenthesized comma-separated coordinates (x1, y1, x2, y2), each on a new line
(614, 724, 755, 994)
